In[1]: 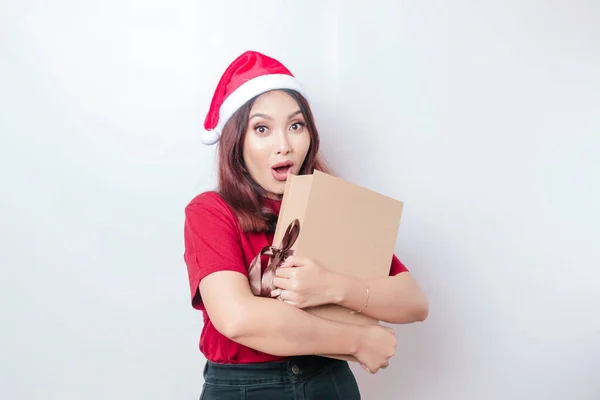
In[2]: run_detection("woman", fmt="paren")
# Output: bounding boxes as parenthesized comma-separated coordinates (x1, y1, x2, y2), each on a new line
(184, 50, 429, 400)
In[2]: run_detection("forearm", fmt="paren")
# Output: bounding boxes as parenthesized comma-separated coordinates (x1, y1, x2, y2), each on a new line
(332, 273, 429, 324)
(229, 295, 361, 357)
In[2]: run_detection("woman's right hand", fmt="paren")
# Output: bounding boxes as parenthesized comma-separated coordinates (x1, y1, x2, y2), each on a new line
(353, 324, 397, 374)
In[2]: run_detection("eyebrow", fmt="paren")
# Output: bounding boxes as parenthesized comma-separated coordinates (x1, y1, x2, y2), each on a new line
(288, 110, 302, 119)
(249, 110, 303, 120)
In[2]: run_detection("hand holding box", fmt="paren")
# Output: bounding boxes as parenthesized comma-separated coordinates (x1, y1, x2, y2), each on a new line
(248, 170, 404, 361)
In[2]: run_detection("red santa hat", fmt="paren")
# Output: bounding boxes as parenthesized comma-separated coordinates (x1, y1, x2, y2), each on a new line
(201, 50, 308, 145)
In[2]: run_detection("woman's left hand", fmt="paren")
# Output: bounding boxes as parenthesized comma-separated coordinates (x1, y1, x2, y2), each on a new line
(271, 256, 339, 309)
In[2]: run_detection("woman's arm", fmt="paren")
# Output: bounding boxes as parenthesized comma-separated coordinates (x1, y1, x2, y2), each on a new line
(184, 195, 395, 373)
(273, 256, 429, 324)
(332, 272, 429, 324)
(200, 270, 396, 366)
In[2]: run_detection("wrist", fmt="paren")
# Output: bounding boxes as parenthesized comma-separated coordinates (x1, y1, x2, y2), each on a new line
(334, 274, 365, 310)
(329, 272, 353, 305)
(347, 324, 364, 356)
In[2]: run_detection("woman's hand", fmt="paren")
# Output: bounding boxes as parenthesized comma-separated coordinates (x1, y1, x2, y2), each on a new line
(271, 256, 340, 309)
(353, 324, 396, 374)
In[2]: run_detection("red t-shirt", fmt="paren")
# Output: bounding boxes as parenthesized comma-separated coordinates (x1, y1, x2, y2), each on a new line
(183, 191, 409, 364)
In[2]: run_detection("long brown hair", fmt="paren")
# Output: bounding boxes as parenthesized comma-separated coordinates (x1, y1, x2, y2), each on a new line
(216, 89, 330, 233)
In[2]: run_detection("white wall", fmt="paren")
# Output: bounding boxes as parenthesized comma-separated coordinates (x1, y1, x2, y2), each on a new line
(1, 1, 599, 399)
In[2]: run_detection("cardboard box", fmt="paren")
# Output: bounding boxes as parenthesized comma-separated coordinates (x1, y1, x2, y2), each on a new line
(273, 170, 404, 361)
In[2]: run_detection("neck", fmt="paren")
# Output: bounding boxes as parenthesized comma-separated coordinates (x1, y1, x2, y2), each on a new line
(264, 192, 283, 201)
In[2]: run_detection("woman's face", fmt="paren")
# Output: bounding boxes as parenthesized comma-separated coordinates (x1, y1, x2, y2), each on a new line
(243, 90, 311, 199)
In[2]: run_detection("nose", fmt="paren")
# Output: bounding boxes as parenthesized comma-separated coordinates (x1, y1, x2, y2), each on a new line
(275, 130, 292, 155)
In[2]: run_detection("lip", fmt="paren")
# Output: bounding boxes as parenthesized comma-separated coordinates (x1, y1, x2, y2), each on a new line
(271, 160, 295, 182)
(271, 160, 294, 169)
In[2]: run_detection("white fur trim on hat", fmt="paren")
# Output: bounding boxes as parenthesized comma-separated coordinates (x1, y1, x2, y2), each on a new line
(203, 73, 307, 146)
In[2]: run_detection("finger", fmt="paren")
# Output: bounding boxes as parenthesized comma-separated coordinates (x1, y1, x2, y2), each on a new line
(276, 268, 300, 280)
(271, 288, 282, 298)
(281, 255, 306, 268)
(272, 276, 292, 290)
(275, 267, 294, 278)
(361, 363, 378, 374)
(277, 289, 298, 306)
(278, 289, 298, 305)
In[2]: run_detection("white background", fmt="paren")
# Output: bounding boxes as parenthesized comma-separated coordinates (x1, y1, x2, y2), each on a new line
(1, 1, 599, 399)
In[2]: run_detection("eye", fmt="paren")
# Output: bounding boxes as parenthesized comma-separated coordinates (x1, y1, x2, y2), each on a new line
(290, 122, 306, 132)
(254, 125, 269, 135)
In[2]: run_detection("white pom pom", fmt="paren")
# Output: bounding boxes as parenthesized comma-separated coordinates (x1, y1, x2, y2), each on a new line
(200, 129, 220, 145)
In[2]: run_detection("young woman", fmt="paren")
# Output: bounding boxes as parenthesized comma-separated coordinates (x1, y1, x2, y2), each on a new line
(184, 50, 429, 400)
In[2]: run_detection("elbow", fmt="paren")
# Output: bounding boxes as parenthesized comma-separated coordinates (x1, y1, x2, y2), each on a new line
(408, 282, 429, 322)
(387, 298, 429, 324)
(215, 310, 251, 341)
(411, 291, 430, 322)
(220, 321, 242, 341)
(412, 300, 429, 322)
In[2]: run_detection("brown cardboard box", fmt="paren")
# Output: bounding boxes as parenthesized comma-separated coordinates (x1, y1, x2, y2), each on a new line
(273, 170, 404, 361)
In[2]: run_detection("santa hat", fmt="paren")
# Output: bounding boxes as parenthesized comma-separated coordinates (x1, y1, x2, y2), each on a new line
(201, 50, 308, 145)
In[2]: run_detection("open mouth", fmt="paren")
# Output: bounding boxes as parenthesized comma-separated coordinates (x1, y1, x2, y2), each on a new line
(271, 161, 294, 181)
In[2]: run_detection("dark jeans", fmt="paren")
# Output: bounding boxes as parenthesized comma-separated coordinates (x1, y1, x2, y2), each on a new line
(199, 355, 361, 400)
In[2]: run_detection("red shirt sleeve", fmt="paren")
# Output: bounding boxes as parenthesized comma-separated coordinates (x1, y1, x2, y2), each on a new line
(183, 192, 247, 310)
(389, 254, 409, 276)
